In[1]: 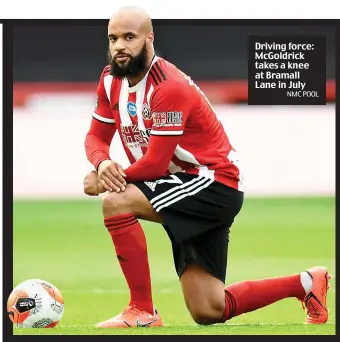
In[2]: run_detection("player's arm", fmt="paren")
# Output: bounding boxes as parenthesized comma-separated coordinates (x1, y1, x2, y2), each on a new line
(84, 67, 126, 193)
(124, 82, 191, 182)
(85, 116, 116, 170)
(85, 67, 116, 169)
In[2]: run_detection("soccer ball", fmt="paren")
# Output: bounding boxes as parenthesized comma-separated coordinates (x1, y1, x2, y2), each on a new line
(7, 279, 64, 328)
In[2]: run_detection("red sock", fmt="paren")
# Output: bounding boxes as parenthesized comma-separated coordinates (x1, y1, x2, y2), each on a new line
(104, 214, 154, 315)
(221, 274, 306, 322)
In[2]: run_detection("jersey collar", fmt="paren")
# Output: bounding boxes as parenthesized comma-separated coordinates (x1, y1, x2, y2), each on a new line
(127, 55, 159, 93)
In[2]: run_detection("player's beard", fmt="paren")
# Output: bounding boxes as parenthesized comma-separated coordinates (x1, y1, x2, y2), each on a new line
(109, 42, 148, 78)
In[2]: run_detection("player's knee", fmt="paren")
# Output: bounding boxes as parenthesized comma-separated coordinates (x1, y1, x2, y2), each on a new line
(102, 191, 132, 217)
(102, 192, 118, 216)
(191, 312, 215, 325)
(188, 301, 225, 325)
(181, 264, 226, 325)
(190, 306, 224, 325)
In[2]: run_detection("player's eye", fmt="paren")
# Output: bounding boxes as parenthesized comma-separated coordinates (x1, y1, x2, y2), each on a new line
(109, 37, 117, 42)
(126, 35, 134, 40)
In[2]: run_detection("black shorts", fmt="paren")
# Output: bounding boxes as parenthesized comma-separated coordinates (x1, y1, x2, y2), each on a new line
(133, 172, 243, 283)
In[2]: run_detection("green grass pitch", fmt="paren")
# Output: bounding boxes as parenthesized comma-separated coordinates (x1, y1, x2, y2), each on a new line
(12, 197, 335, 335)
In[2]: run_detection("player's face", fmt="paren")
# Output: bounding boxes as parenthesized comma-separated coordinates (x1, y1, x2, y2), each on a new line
(108, 23, 149, 78)
(108, 40, 148, 78)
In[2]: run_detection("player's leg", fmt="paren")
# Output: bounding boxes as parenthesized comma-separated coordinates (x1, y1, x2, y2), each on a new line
(101, 183, 162, 222)
(180, 264, 225, 325)
(96, 172, 231, 328)
(131, 173, 242, 325)
(178, 231, 332, 325)
(177, 227, 229, 325)
(177, 229, 331, 325)
(153, 175, 332, 325)
(96, 172, 331, 327)
(96, 172, 228, 328)
(97, 184, 164, 328)
(221, 266, 331, 324)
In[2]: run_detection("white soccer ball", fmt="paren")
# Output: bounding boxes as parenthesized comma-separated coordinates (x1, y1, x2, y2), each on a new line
(7, 279, 64, 328)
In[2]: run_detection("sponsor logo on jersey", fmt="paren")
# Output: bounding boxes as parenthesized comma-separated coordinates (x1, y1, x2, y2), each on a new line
(152, 111, 183, 127)
(127, 102, 137, 116)
(142, 103, 152, 120)
(120, 124, 151, 148)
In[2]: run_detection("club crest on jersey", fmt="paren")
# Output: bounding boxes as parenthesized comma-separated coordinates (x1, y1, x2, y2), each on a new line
(127, 102, 137, 116)
(142, 103, 152, 120)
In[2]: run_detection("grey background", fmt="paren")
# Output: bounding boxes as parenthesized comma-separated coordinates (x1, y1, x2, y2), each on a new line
(13, 23, 335, 82)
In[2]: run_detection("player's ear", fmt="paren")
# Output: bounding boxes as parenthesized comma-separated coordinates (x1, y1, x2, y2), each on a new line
(146, 31, 154, 44)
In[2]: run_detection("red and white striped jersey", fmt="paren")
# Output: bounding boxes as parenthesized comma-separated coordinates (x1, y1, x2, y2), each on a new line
(93, 56, 244, 191)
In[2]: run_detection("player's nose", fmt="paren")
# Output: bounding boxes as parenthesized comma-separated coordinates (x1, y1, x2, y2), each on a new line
(114, 39, 126, 52)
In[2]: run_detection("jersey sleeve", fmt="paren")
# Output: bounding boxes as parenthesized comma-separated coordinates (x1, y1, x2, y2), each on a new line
(150, 81, 192, 136)
(85, 66, 116, 170)
(93, 65, 115, 124)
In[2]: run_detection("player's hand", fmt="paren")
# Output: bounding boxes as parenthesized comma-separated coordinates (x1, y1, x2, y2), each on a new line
(97, 160, 127, 193)
(83, 170, 105, 196)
